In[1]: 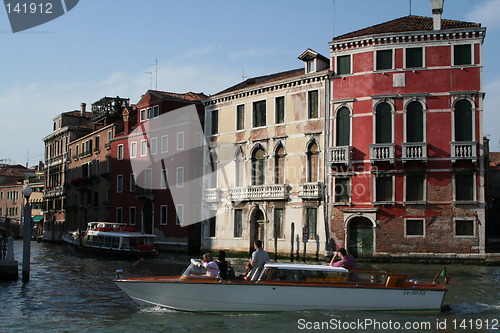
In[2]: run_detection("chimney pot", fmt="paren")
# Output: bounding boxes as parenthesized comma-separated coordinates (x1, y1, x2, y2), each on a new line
(430, 0, 444, 30)
(80, 103, 87, 117)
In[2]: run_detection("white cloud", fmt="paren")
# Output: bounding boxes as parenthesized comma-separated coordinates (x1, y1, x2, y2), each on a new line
(467, 0, 500, 29)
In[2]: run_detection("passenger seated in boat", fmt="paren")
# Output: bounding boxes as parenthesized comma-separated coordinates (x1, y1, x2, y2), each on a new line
(216, 250, 234, 280)
(249, 240, 270, 280)
(328, 248, 356, 270)
(201, 253, 220, 278)
(242, 262, 253, 280)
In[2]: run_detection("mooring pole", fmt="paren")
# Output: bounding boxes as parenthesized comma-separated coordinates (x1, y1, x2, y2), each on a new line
(22, 184, 32, 283)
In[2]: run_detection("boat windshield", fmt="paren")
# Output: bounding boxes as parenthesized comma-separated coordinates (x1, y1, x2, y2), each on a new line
(182, 260, 208, 277)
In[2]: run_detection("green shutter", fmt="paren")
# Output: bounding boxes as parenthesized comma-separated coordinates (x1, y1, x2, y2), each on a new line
(376, 176, 392, 202)
(406, 101, 424, 142)
(336, 107, 351, 146)
(376, 102, 392, 143)
(456, 174, 474, 201)
(308, 91, 318, 118)
(454, 44, 472, 65)
(406, 175, 424, 201)
(376, 50, 392, 70)
(337, 55, 351, 75)
(454, 99, 472, 141)
(406, 47, 423, 68)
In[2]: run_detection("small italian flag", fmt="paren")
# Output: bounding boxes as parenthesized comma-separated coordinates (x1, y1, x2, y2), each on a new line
(440, 266, 451, 284)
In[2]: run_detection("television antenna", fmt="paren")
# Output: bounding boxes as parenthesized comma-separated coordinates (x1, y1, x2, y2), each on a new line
(149, 58, 158, 90)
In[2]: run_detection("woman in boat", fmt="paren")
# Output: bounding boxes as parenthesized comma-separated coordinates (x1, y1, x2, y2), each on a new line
(201, 253, 220, 278)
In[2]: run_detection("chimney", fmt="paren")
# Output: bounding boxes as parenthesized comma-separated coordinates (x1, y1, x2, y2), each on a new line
(80, 103, 87, 117)
(123, 109, 130, 135)
(430, 0, 444, 30)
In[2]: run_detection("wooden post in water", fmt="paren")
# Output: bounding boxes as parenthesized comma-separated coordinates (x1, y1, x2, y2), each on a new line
(22, 185, 32, 283)
(290, 222, 294, 262)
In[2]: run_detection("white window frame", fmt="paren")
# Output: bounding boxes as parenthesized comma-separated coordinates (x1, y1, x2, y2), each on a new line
(374, 48, 394, 71)
(403, 46, 426, 69)
(404, 218, 425, 238)
(176, 204, 183, 225)
(177, 132, 184, 150)
(117, 175, 123, 193)
(117, 144, 124, 160)
(161, 135, 168, 153)
(373, 174, 395, 204)
(130, 141, 137, 158)
(176, 167, 184, 188)
(150, 137, 157, 155)
(404, 174, 426, 203)
(453, 218, 475, 238)
(130, 173, 136, 192)
(140, 109, 147, 122)
(160, 205, 168, 225)
(140, 139, 147, 157)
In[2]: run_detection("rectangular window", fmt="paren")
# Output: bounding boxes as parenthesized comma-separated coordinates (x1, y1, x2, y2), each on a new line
(95, 136, 100, 152)
(140, 139, 147, 156)
(307, 60, 315, 73)
(337, 55, 351, 75)
(176, 204, 183, 226)
(456, 219, 474, 236)
(117, 144, 124, 160)
(116, 207, 122, 223)
(152, 105, 159, 118)
(150, 137, 157, 155)
(177, 132, 184, 150)
(130, 173, 136, 192)
(306, 208, 317, 239)
(406, 219, 424, 237)
(406, 47, 423, 68)
(130, 142, 137, 158)
(454, 44, 472, 65)
(234, 209, 243, 238)
(207, 215, 216, 237)
(236, 105, 245, 130)
(117, 175, 123, 193)
(376, 175, 393, 202)
(176, 167, 184, 188)
(275, 96, 285, 124)
(274, 208, 283, 238)
(456, 174, 474, 201)
(129, 207, 136, 225)
(308, 90, 319, 119)
(376, 49, 393, 70)
(406, 174, 425, 202)
(160, 205, 168, 225)
(107, 130, 112, 142)
(210, 110, 218, 135)
(161, 135, 168, 153)
(140, 109, 146, 122)
(161, 169, 168, 189)
(253, 100, 266, 127)
(334, 178, 350, 203)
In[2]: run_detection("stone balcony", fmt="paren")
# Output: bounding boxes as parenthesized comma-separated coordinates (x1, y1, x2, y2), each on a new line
(328, 146, 352, 165)
(451, 141, 478, 163)
(204, 188, 221, 202)
(44, 186, 64, 198)
(299, 182, 324, 199)
(229, 184, 289, 202)
(369, 143, 395, 163)
(402, 142, 427, 162)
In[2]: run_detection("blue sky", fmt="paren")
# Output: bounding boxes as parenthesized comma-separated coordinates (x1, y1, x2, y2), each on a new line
(1, 0, 500, 165)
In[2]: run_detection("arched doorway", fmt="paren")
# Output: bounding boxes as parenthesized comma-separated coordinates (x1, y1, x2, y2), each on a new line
(347, 217, 374, 258)
(142, 199, 154, 234)
(250, 208, 265, 253)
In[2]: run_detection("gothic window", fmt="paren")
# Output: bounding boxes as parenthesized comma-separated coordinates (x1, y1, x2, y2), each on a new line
(306, 141, 319, 182)
(336, 106, 351, 146)
(251, 146, 266, 186)
(274, 144, 285, 184)
(406, 101, 424, 142)
(454, 99, 473, 141)
(375, 102, 392, 143)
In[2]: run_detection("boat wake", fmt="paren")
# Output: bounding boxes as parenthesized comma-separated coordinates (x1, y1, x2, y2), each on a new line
(449, 302, 500, 314)
(139, 306, 177, 314)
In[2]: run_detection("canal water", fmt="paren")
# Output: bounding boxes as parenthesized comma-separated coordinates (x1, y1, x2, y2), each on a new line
(1, 241, 499, 332)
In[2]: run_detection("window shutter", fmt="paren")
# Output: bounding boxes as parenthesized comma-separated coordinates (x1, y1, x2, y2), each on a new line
(406, 101, 424, 142)
(376, 102, 392, 143)
(454, 99, 472, 141)
(336, 107, 350, 146)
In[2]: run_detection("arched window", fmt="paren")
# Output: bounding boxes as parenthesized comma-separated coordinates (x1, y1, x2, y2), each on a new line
(251, 146, 266, 186)
(406, 101, 424, 142)
(375, 102, 392, 143)
(306, 141, 319, 182)
(235, 147, 245, 187)
(336, 106, 351, 146)
(274, 144, 286, 184)
(454, 99, 473, 141)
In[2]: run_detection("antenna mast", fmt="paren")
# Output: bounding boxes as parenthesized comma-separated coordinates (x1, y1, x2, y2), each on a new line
(409, 0, 412, 15)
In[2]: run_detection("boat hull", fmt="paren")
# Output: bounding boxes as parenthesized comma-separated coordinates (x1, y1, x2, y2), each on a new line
(114, 278, 446, 313)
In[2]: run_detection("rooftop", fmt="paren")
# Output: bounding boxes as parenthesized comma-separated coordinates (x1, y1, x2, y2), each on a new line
(333, 15, 482, 41)
(149, 90, 208, 103)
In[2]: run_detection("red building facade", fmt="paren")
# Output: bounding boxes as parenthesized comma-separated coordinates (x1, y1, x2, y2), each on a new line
(328, 16, 487, 257)
(109, 90, 206, 252)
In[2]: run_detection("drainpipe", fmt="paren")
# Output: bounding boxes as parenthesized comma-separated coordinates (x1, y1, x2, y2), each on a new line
(323, 71, 333, 254)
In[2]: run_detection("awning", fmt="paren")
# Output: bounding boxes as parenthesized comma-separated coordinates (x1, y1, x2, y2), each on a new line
(32, 215, 44, 223)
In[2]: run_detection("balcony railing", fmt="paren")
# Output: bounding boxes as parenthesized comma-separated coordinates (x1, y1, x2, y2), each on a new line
(451, 141, 477, 163)
(328, 146, 352, 165)
(369, 143, 395, 163)
(204, 188, 221, 202)
(229, 184, 289, 201)
(299, 182, 324, 199)
(44, 186, 64, 198)
(402, 142, 427, 162)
